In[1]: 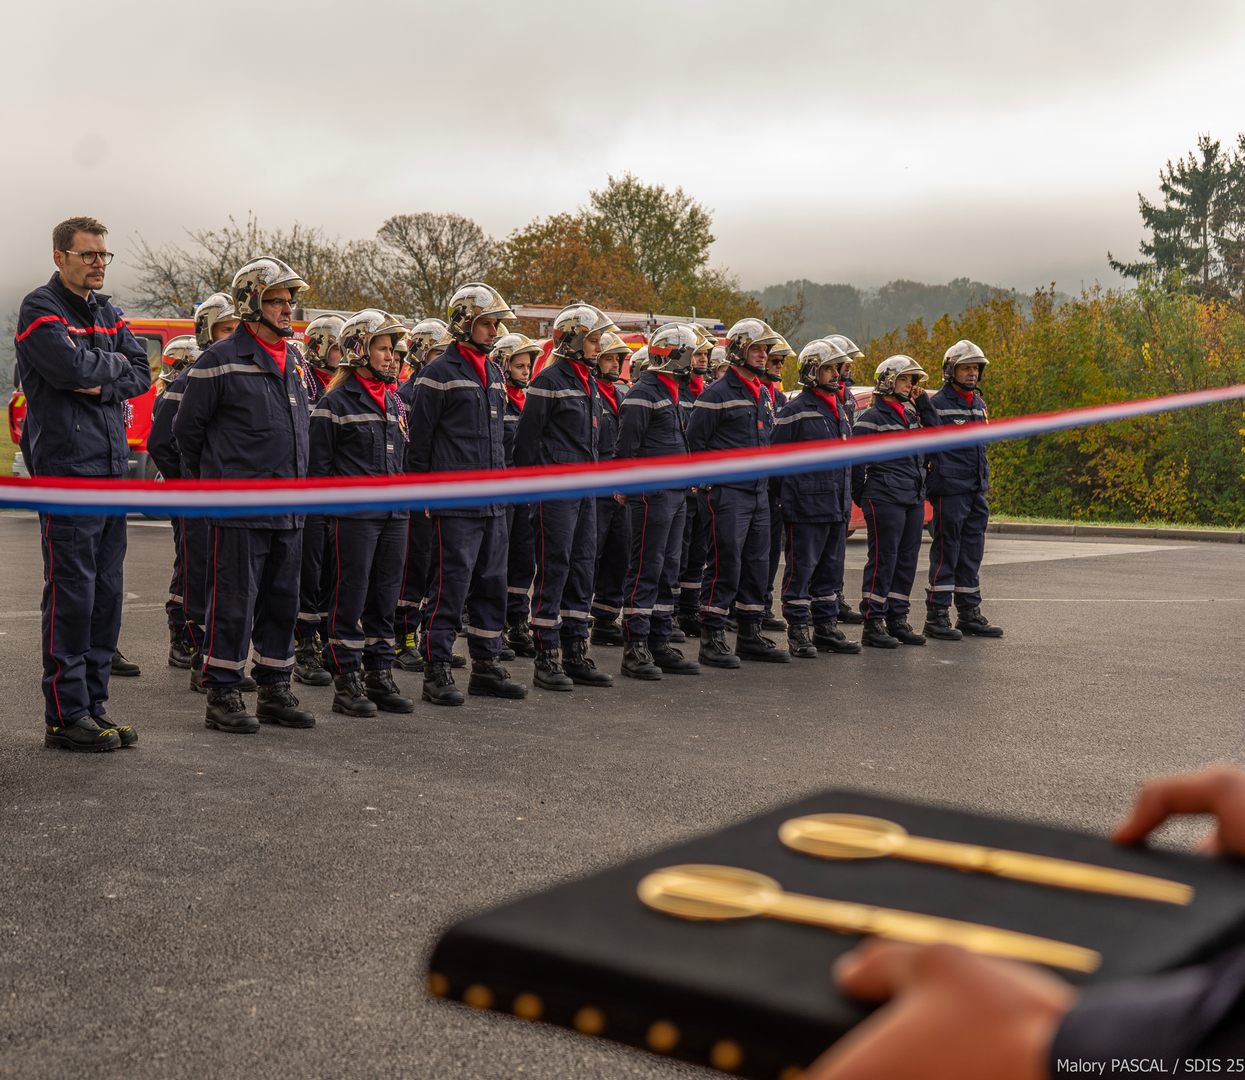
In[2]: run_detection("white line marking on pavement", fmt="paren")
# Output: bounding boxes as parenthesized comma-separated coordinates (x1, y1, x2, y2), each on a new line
(987, 598, 1245, 603)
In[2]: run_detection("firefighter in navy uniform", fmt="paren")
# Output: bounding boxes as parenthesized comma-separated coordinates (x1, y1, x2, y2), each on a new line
(173, 256, 316, 734)
(588, 330, 632, 648)
(291, 313, 346, 689)
(17, 216, 151, 751)
(675, 327, 714, 639)
(407, 283, 527, 706)
(615, 324, 702, 680)
(825, 333, 866, 626)
(310, 309, 414, 716)
(513, 302, 618, 692)
(761, 337, 793, 631)
(914, 339, 1004, 640)
(492, 331, 542, 659)
(851, 355, 929, 650)
(773, 339, 862, 659)
(686, 318, 790, 667)
(394, 317, 454, 673)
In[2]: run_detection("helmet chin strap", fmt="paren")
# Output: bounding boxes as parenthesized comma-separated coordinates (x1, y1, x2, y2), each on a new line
(258, 315, 294, 339)
(507, 374, 529, 389)
(595, 370, 621, 383)
(365, 360, 398, 385)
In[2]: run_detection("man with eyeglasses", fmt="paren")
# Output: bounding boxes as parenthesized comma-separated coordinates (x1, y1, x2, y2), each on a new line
(16, 216, 151, 752)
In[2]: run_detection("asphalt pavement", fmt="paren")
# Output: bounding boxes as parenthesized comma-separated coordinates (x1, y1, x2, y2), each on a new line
(1, 512, 1243, 1080)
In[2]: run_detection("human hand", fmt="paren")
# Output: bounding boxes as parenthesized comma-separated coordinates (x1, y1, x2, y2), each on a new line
(75, 386, 102, 395)
(1113, 764, 1245, 857)
(804, 940, 1074, 1080)
(613, 493, 626, 505)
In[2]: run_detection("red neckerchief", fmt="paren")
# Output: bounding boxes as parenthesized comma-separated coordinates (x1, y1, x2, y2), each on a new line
(355, 371, 389, 413)
(596, 379, 618, 415)
(765, 382, 778, 404)
(506, 384, 526, 411)
(732, 366, 762, 402)
(882, 397, 910, 426)
(245, 322, 287, 375)
(568, 359, 592, 398)
(953, 385, 975, 404)
(688, 374, 705, 395)
(312, 366, 333, 389)
(655, 372, 680, 403)
(459, 343, 489, 387)
(812, 388, 840, 419)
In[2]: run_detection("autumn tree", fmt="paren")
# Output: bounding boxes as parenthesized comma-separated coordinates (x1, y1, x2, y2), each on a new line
(659, 268, 763, 329)
(374, 212, 493, 318)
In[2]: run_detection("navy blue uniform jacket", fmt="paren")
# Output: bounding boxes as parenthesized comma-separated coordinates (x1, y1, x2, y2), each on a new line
(914, 384, 990, 495)
(615, 372, 688, 460)
(850, 398, 925, 506)
(771, 389, 853, 522)
(685, 368, 774, 492)
(514, 357, 601, 468)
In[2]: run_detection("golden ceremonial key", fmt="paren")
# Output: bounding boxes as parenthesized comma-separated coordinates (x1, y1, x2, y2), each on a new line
(778, 815, 1193, 906)
(638, 864, 1101, 973)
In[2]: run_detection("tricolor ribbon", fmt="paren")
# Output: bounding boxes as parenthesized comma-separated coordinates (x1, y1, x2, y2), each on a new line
(4, 383, 1244, 518)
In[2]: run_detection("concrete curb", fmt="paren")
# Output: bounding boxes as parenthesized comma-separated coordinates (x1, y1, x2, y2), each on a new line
(988, 521, 1245, 544)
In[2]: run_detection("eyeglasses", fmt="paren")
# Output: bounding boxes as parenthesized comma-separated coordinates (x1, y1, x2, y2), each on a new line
(63, 250, 114, 266)
(262, 297, 295, 309)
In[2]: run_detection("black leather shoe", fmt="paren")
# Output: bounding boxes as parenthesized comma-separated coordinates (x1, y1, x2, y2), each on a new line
(44, 715, 121, 752)
(736, 623, 792, 663)
(813, 622, 862, 654)
(238, 674, 258, 692)
(621, 642, 662, 680)
(332, 672, 379, 717)
(761, 612, 786, 632)
(562, 639, 613, 687)
(533, 647, 574, 692)
(293, 641, 333, 686)
(837, 597, 864, 625)
(590, 618, 624, 647)
(650, 640, 699, 675)
(787, 624, 818, 659)
(469, 658, 528, 698)
(667, 625, 686, 643)
(111, 650, 141, 677)
(885, 618, 926, 646)
(698, 628, 740, 669)
(364, 670, 415, 713)
(956, 606, 1004, 638)
(861, 618, 900, 649)
(393, 632, 425, 672)
(91, 708, 138, 748)
(504, 622, 537, 659)
(168, 629, 194, 670)
(256, 683, 316, 728)
(923, 607, 964, 641)
(189, 652, 206, 694)
(422, 661, 465, 706)
(205, 688, 259, 734)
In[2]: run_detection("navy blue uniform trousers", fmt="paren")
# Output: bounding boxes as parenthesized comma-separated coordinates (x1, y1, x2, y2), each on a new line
(39, 513, 126, 724)
(591, 496, 630, 624)
(323, 515, 408, 675)
(297, 514, 332, 645)
(166, 518, 187, 635)
(698, 485, 771, 630)
(677, 491, 708, 619)
(926, 490, 988, 610)
(201, 525, 302, 690)
(422, 514, 508, 663)
(765, 488, 784, 615)
(860, 498, 924, 620)
(531, 497, 596, 648)
(506, 503, 535, 626)
(622, 489, 686, 643)
(397, 512, 433, 641)
(180, 517, 208, 653)
(780, 520, 847, 627)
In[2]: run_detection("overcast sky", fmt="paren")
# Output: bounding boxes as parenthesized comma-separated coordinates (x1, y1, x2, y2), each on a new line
(4, 0, 1244, 317)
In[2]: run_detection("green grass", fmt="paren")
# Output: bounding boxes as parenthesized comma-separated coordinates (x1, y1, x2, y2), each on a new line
(0, 437, 15, 478)
(993, 513, 1241, 532)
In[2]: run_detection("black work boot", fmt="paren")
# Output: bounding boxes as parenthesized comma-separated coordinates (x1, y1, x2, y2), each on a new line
(590, 618, 624, 647)
(667, 624, 687, 643)
(111, 650, 141, 677)
(91, 708, 138, 748)
(533, 646, 574, 692)
(293, 639, 333, 686)
(44, 715, 122, 752)
(862, 618, 900, 649)
(677, 611, 701, 639)
(168, 628, 194, 669)
(189, 651, 206, 694)
(621, 641, 662, 680)
(238, 673, 258, 692)
(332, 672, 379, 717)
(736, 622, 792, 664)
(837, 596, 864, 625)
(468, 658, 528, 698)
(957, 606, 1004, 638)
(787, 623, 818, 659)
(923, 606, 963, 641)
(886, 617, 926, 646)
(393, 631, 425, 672)
(422, 661, 465, 706)
(504, 621, 537, 658)
(256, 683, 316, 728)
(761, 609, 786, 632)
(205, 687, 259, 734)
(650, 640, 700, 675)
(421, 630, 465, 669)
(363, 670, 414, 714)
(813, 622, 862, 655)
(698, 628, 740, 669)
(562, 639, 613, 686)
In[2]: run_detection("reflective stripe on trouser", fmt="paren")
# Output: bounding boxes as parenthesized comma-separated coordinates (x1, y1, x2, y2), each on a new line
(181, 516, 209, 651)
(165, 516, 187, 633)
(860, 499, 924, 621)
(396, 511, 433, 638)
(926, 490, 988, 610)
(677, 489, 709, 617)
(39, 512, 127, 724)
(506, 503, 536, 625)
(698, 484, 771, 631)
(781, 518, 847, 626)
(622, 489, 686, 643)
(765, 487, 784, 613)
(531, 496, 596, 648)
(422, 513, 508, 663)
(590, 495, 630, 623)
(296, 514, 332, 642)
(322, 515, 409, 675)
(202, 525, 302, 690)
